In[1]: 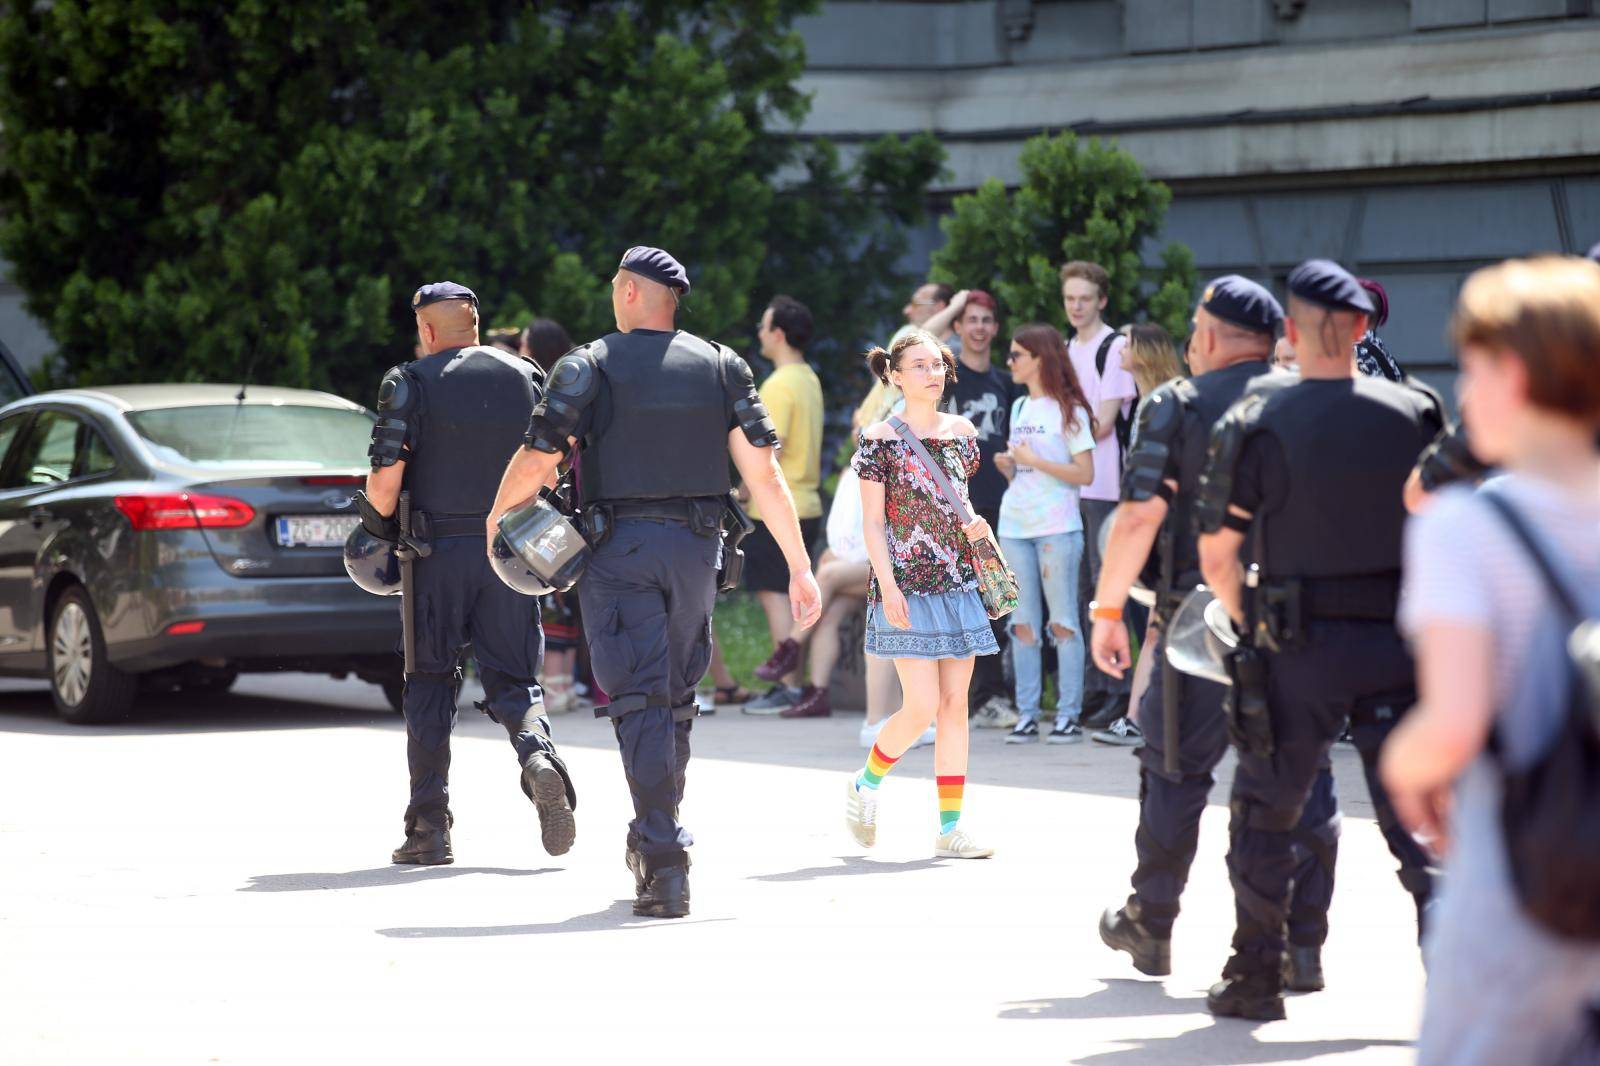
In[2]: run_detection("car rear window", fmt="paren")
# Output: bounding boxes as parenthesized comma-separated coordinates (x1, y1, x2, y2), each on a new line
(127, 405, 374, 469)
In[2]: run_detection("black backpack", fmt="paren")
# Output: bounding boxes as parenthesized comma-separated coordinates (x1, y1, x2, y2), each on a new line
(1482, 493, 1600, 941)
(1093, 330, 1133, 456)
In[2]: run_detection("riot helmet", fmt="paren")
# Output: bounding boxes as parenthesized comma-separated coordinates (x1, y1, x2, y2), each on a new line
(1164, 587, 1239, 685)
(496, 493, 590, 594)
(344, 526, 402, 595)
(489, 530, 554, 596)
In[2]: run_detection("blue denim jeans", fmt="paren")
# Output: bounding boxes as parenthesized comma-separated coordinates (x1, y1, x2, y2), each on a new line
(999, 531, 1085, 728)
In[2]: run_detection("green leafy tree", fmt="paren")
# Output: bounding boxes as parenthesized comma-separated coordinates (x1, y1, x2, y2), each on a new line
(930, 132, 1197, 346)
(0, 1, 940, 402)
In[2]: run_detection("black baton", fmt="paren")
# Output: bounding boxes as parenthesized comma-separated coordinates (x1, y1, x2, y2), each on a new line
(398, 490, 416, 676)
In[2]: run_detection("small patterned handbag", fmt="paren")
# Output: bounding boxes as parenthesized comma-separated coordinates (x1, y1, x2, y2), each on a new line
(889, 417, 1019, 620)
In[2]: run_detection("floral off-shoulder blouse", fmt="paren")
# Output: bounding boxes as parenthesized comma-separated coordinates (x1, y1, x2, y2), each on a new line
(851, 434, 981, 604)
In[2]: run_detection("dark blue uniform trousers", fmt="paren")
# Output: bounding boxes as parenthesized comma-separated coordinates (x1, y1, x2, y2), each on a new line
(577, 519, 720, 873)
(401, 537, 550, 829)
(1226, 620, 1434, 973)
(1130, 630, 1339, 945)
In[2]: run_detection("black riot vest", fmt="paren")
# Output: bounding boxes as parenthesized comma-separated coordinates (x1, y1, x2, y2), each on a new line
(402, 345, 543, 515)
(1165, 361, 1289, 590)
(1252, 376, 1440, 580)
(580, 329, 733, 505)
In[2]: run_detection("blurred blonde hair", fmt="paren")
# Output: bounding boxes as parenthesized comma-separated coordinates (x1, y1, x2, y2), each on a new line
(1451, 256, 1600, 421)
(1122, 323, 1183, 396)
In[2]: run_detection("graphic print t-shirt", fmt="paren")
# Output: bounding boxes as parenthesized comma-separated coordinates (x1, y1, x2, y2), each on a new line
(998, 397, 1097, 539)
(942, 362, 1016, 516)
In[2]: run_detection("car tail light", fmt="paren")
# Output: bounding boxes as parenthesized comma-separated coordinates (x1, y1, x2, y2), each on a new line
(115, 493, 256, 530)
(165, 621, 205, 636)
(301, 475, 364, 486)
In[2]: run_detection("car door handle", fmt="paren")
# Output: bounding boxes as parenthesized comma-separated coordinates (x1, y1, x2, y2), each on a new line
(29, 507, 54, 527)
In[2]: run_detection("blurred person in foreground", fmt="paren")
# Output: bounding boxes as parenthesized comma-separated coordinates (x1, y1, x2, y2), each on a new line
(1382, 255, 1600, 1065)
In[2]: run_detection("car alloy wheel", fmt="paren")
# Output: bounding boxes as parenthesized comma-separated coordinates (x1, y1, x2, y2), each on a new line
(52, 601, 93, 707)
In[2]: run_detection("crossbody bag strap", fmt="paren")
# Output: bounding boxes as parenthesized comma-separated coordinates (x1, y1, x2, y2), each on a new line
(888, 415, 975, 525)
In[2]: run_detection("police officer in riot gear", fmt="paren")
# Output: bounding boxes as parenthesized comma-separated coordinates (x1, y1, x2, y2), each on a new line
(1088, 277, 1341, 990)
(360, 280, 576, 866)
(1195, 260, 1442, 1020)
(489, 247, 822, 919)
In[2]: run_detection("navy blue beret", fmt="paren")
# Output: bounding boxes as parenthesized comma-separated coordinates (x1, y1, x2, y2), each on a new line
(619, 246, 690, 295)
(411, 281, 478, 310)
(1199, 274, 1283, 336)
(1287, 259, 1374, 315)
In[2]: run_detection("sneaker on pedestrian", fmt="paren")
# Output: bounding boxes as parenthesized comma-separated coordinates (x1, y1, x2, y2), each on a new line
(1047, 720, 1083, 744)
(1092, 716, 1144, 746)
(934, 826, 994, 859)
(742, 685, 798, 715)
(753, 638, 802, 682)
(845, 776, 877, 848)
(913, 723, 937, 749)
(779, 685, 831, 719)
(973, 696, 1020, 730)
(859, 718, 886, 748)
(1005, 719, 1039, 744)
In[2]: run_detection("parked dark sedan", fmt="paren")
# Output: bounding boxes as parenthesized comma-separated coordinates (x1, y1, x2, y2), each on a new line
(0, 384, 403, 722)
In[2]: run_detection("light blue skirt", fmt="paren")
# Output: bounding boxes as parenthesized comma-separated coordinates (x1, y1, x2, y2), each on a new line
(865, 587, 1000, 661)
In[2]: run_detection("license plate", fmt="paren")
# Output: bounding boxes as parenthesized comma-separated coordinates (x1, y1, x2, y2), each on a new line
(275, 514, 361, 548)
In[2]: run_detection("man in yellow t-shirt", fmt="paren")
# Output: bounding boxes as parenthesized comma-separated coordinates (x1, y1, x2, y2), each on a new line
(739, 295, 825, 714)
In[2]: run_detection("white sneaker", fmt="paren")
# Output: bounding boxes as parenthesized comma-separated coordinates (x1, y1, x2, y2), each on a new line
(858, 718, 885, 749)
(913, 724, 936, 748)
(973, 696, 1020, 730)
(935, 826, 994, 859)
(845, 776, 878, 848)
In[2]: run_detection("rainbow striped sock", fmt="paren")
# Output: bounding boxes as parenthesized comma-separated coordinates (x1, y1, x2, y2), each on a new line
(937, 775, 965, 834)
(857, 743, 900, 791)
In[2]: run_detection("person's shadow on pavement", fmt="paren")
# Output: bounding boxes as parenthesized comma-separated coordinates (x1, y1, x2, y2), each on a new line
(746, 856, 944, 882)
(998, 979, 1409, 1063)
(374, 899, 735, 938)
(241, 866, 558, 892)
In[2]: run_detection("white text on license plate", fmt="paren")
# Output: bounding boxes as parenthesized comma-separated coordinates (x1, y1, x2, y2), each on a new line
(276, 514, 361, 548)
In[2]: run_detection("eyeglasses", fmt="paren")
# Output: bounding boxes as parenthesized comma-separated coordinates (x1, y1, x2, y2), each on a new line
(1005, 349, 1031, 363)
(896, 362, 946, 377)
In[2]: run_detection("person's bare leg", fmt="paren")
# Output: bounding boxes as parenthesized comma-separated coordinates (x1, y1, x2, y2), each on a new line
(708, 635, 737, 689)
(870, 658, 941, 757)
(933, 657, 976, 778)
(864, 655, 898, 727)
(1127, 620, 1159, 728)
(807, 593, 859, 693)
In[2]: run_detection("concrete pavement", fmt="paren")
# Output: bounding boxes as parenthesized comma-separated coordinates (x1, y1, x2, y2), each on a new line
(0, 674, 1422, 1065)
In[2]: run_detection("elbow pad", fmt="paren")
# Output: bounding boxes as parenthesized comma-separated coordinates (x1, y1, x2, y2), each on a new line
(368, 365, 417, 467)
(1193, 393, 1263, 535)
(1416, 423, 1489, 493)
(1120, 382, 1186, 502)
(720, 348, 781, 448)
(525, 347, 600, 455)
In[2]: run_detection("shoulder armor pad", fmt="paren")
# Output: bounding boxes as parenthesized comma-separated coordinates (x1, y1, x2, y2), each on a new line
(368, 364, 418, 467)
(1193, 392, 1268, 535)
(524, 346, 601, 455)
(722, 348, 779, 449)
(1119, 382, 1186, 502)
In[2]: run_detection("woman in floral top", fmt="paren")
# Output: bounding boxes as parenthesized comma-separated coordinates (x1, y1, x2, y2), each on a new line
(844, 328, 1000, 860)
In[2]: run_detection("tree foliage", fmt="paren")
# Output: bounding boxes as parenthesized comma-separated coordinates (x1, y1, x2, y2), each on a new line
(930, 132, 1197, 345)
(0, 1, 941, 402)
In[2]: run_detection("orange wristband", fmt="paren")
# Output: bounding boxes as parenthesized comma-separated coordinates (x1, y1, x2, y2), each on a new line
(1088, 601, 1123, 622)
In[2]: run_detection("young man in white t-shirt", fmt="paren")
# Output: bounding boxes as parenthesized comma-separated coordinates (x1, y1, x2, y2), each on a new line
(1062, 260, 1139, 727)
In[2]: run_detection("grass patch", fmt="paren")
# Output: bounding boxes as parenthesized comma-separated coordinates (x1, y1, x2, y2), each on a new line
(709, 590, 771, 690)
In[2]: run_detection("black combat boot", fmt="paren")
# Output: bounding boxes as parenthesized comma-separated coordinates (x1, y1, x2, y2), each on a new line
(1207, 954, 1286, 1021)
(1282, 944, 1325, 992)
(522, 752, 576, 857)
(391, 813, 453, 866)
(634, 865, 690, 919)
(1099, 904, 1172, 976)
